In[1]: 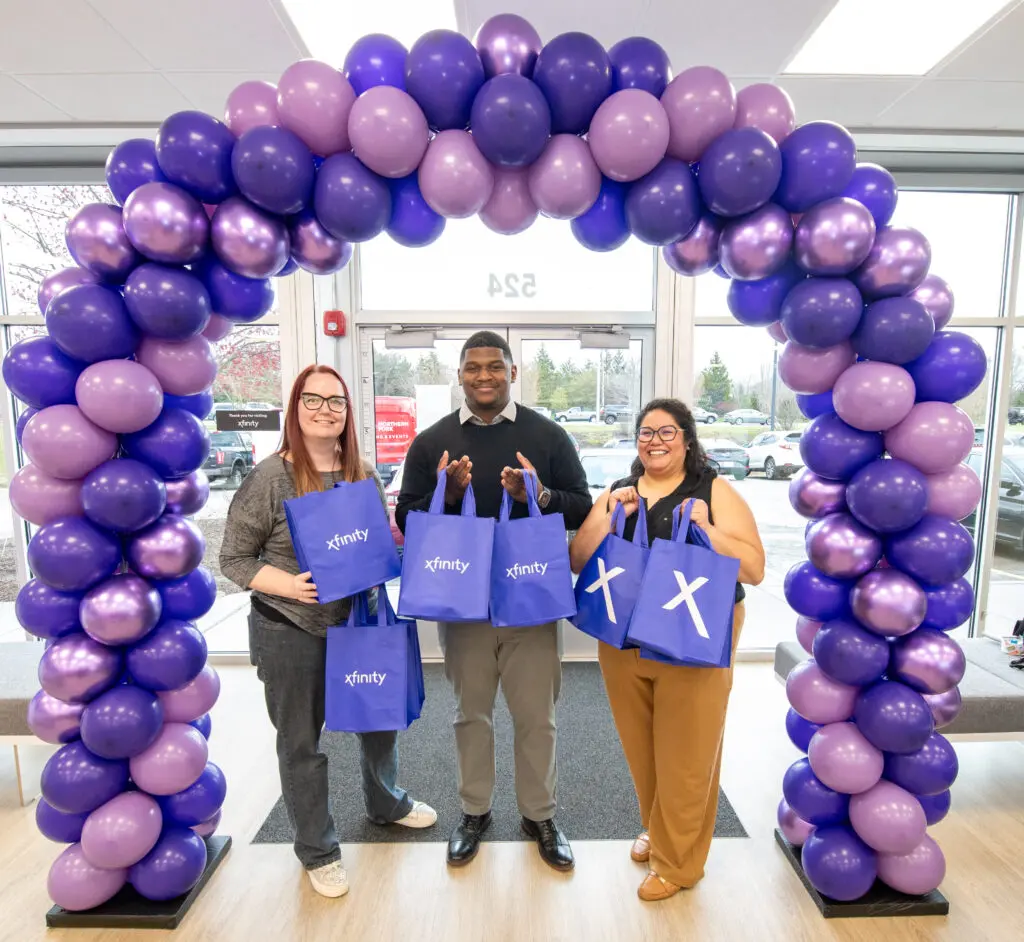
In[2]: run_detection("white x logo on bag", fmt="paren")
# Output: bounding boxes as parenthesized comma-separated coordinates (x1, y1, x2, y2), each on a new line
(585, 558, 625, 623)
(663, 570, 710, 639)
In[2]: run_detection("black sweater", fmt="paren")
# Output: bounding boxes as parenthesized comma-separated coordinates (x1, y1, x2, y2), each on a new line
(396, 407, 593, 532)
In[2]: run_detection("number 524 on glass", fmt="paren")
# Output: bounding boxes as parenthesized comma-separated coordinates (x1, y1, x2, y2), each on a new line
(488, 273, 536, 299)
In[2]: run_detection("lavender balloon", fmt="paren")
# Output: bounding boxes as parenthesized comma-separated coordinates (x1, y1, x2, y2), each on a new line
(81, 791, 163, 870)
(808, 722, 884, 795)
(786, 659, 858, 725)
(224, 80, 279, 136)
(278, 60, 356, 157)
(877, 836, 946, 895)
(909, 274, 954, 330)
(663, 214, 722, 276)
(926, 464, 982, 521)
(475, 13, 542, 78)
(852, 226, 931, 300)
(851, 569, 927, 637)
(923, 687, 963, 729)
(661, 66, 736, 162)
(832, 361, 916, 432)
(127, 514, 205, 581)
(75, 359, 164, 434)
(136, 335, 217, 397)
(81, 573, 162, 646)
(794, 197, 876, 276)
(789, 469, 848, 519)
(777, 798, 815, 847)
(158, 665, 221, 723)
(719, 203, 793, 281)
(780, 277, 863, 349)
(528, 134, 600, 220)
(734, 83, 795, 145)
(480, 169, 538, 236)
(806, 512, 882, 579)
(419, 130, 495, 218)
(589, 89, 670, 184)
(37, 266, 102, 314)
(164, 470, 210, 516)
(38, 633, 122, 704)
(9, 464, 83, 527)
(778, 340, 855, 396)
(123, 182, 209, 264)
(891, 627, 966, 695)
(28, 690, 85, 745)
(211, 196, 289, 279)
(885, 402, 974, 475)
(849, 781, 926, 855)
(47, 844, 127, 912)
(22, 405, 118, 481)
(129, 722, 209, 796)
(795, 615, 823, 654)
(289, 211, 353, 275)
(65, 203, 140, 282)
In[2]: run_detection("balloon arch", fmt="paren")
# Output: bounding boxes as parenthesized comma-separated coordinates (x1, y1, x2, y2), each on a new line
(2, 12, 983, 913)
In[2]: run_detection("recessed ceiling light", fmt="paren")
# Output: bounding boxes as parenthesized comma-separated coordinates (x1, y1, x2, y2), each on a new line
(785, 0, 1013, 76)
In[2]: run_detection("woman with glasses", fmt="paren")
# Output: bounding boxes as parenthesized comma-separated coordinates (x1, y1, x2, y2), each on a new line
(221, 365, 436, 899)
(569, 398, 764, 901)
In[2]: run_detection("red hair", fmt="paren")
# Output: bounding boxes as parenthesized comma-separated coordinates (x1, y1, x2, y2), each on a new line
(277, 365, 365, 496)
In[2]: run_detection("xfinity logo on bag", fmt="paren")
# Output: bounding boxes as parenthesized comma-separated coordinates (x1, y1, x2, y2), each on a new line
(585, 558, 625, 623)
(663, 570, 710, 639)
(506, 561, 548, 579)
(345, 670, 387, 687)
(326, 528, 369, 551)
(424, 557, 471, 574)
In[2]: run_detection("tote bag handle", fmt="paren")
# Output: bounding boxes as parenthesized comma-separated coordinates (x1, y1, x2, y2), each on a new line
(671, 499, 712, 549)
(345, 588, 395, 628)
(610, 497, 649, 548)
(499, 470, 542, 522)
(428, 468, 478, 517)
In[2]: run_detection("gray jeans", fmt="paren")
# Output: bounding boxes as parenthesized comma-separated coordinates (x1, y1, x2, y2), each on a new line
(250, 608, 413, 869)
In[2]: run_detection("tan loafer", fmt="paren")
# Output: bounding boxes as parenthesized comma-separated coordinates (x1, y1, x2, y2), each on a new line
(630, 832, 651, 863)
(638, 870, 682, 902)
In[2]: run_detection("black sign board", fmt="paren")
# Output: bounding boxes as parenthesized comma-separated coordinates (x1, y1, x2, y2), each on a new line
(215, 410, 282, 432)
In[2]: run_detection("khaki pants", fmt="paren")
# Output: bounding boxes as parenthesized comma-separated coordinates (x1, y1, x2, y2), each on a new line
(598, 604, 745, 887)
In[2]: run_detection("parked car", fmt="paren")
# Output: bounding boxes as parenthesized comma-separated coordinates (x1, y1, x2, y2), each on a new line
(244, 401, 279, 411)
(692, 407, 718, 425)
(579, 449, 637, 500)
(600, 404, 635, 425)
(204, 431, 255, 488)
(603, 438, 636, 449)
(965, 450, 1024, 552)
(531, 405, 553, 419)
(1009, 407, 1024, 425)
(556, 406, 598, 423)
(701, 439, 749, 480)
(723, 408, 769, 426)
(746, 430, 803, 480)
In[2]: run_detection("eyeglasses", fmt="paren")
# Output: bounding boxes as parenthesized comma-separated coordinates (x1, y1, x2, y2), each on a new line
(300, 393, 348, 413)
(636, 425, 682, 444)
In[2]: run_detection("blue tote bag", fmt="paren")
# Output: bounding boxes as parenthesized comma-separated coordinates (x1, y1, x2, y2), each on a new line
(626, 500, 740, 668)
(571, 500, 649, 648)
(398, 471, 494, 622)
(284, 477, 401, 604)
(490, 473, 576, 628)
(325, 589, 425, 733)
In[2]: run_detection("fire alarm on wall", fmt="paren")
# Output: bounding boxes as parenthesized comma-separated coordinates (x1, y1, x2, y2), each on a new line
(323, 310, 346, 336)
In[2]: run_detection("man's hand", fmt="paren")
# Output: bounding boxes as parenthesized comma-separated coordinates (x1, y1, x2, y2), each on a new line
(438, 450, 472, 505)
(501, 452, 541, 504)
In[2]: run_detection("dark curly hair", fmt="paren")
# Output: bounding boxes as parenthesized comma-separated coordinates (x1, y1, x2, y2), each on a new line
(629, 398, 709, 481)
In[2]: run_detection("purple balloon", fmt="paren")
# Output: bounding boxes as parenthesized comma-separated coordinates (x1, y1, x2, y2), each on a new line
(386, 175, 446, 247)
(697, 127, 781, 217)
(129, 827, 207, 902)
(28, 517, 121, 593)
(127, 514, 205, 582)
(475, 13, 542, 79)
(886, 515, 974, 588)
(81, 573, 162, 646)
(782, 758, 850, 827)
(123, 263, 212, 340)
(812, 618, 890, 687)
(127, 619, 207, 692)
(921, 578, 974, 632)
(786, 708, 822, 752)
(42, 740, 129, 815)
(190, 713, 213, 740)
(65, 203, 140, 282)
(784, 561, 852, 622)
(2, 336, 82, 411)
(202, 314, 232, 341)
(780, 277, 863, 349)
(231, 125, 315, 215)
(158, 567, 218, 622)
(344, 34, 408, 95)
(851, 297, 935, 365)
(82, 791, 163, 870)
(9, 464, 83, 527)
(80, 684, 164, 759)
(808, 722, 884, 795)
(925, 464, 981, 521)
(662, 67, 736, 163)
(164, 470, 210, 517)
(16, 579, 83, 641)
(852, 226, 931, 300)
(200, 259, 273, 323)
(28, 690, 85, 744)
(159, 762, 226, 828)
(48, 843, 127, 911)
(734, 83, 795, 145)
(406, 29, 486, 131)
(129, 722, 208, 796)
(481, 168, 539, 237)
(806, 512, 882, 579)
(854, 681, 935, 755)
(193, 807, 221, 838)
(75, 360, 164, 434)
(851, 568, 926, 638)
(832, 361, 916, 432)
(884, 733, 958, 795)
(38, 632, 123, 704)
(841, 163, 898, 229)
(794, 197, 876, 276)
(726, 261, 805, 326)
(777, 798, 815, 847)
(37, 800, 89, 844)
(796, 615, 823, 654)
(38, 266, 103, 315)
(136, 335, 217, 398)
(165, 390, 214, 420)
(224, 80, 279, 136)
(778, 339, 855, 395)
(905, 330, 987, 404)
(278, 60, 357, 157)
(800, 412, 884, 482)
(719, 202, 793, 281)
(775, 121, 857, 214)
(608, 36, 671, 97)
(663, 214, 722, 275)
(786, 658, 858, 724)
(810, 823, 889, 901)
(923, 687, 963, 731)
(877, 835, 946, 896)
(909, 274, 954, 330)
(587, 89, 669, 184)
(533, 31, 612, 135)
(885, 402, 973, 475)
(106, 138, 167, 206)
(528, 134, 600, 220)
(470, 74, 550, 170)
(891, 627, 966, 695)
(45, 283, 139, 364)
(123, 182, 209, 265)
(210, 196, 289, 279)
(122, 407, 210, 480)
(158, 665, 221, 723)
(156, 111, 237, 204)
(81, 459, 168, 534)
(315, 151, 393, 240)
(916, 790, 952, 826)
(846, 459, 928, 533)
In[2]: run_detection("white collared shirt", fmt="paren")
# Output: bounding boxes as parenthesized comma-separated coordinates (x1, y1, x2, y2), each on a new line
(459, 401, 518, 426)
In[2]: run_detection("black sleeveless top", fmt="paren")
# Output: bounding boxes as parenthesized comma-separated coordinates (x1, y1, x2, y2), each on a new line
(611, 466, 746, 604)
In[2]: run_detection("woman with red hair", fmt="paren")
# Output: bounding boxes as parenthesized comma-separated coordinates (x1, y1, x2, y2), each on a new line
(222, 365, 436, 898)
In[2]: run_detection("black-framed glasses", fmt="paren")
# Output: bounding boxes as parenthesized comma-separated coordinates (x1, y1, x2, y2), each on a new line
(300, 393, 348, 413)
(636, 425, 682, 444)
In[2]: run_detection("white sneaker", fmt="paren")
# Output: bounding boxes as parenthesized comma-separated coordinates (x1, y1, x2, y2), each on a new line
(307, 860, 349, 898)
(393, 800, 438, 829)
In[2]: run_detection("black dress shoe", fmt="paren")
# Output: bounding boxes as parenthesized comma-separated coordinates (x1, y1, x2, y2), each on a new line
(521, 817, 575, 871)
(447, 812, 492, 866)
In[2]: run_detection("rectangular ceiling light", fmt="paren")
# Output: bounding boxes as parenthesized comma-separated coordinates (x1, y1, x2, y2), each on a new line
(281, 0, 458, 65)
(784, 0, 1014, 76)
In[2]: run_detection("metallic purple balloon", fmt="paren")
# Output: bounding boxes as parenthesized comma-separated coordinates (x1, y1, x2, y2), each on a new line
(922, 686, 963, 729)
(127, 514, 205, 581)
(80, 573, 162, 646)
(832, 361, 916, 432)
(849, 780, 926, 854)
(122, 182, 209, 265)
(38, 633, 123, 704)
(37, 266, 102, 315)
(663, 214, 722, 276)
(28, 690, 85, 744)
(288, 211, 353, 275)
(211, 196, 289, 279)
(81, 791, 162, 870)
(851, 569, 927, 637)
(192, 808, 222, 838)
(852, 226, 931, 300)
(877, 835, 946, 896)
(909, 274, 954, 330)
(719, 202, 793, 281)
(475, 13, 542, 78)
(891, 627, 966, 695)
(47, 843, 127, 912)
(9, 464, 83, 526)
(778, 340, 855, 395)
(777, 798, 815, 847)
(65, 203, 140, 282)
(794, 197, 876, 276)
(885, 402, 974, 475)
(786, 659, 859, 725)
(164, 471, 211, 516)
(808, 722, 884, 795)
(789, 469, 848, 519)
(806, 512, 882, 579)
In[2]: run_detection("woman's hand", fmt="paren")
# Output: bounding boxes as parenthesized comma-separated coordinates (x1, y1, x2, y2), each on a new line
(687, 498, 712, 533)
(293, 571, 319, 604)
(608, 486, 641, 518)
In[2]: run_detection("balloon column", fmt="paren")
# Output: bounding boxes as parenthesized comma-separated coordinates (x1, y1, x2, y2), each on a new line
(2, 12, 979, 910)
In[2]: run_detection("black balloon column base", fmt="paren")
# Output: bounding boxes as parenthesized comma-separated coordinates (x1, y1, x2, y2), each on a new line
(45, 835, 231, 929)
(774, 830, 949, 919)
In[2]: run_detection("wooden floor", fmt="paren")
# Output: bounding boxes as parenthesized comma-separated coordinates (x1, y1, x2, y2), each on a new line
(1, 661, 1023, 942)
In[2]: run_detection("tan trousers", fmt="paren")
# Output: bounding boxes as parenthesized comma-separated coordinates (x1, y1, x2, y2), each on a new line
(598, 604, 745, 887)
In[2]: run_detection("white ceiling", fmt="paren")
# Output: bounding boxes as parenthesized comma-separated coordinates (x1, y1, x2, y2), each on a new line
(0, 0, 1022, 133)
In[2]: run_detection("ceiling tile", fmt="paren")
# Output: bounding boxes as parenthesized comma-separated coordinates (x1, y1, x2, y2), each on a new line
(0, 75, 71, 122)
(877, 79, 1024, 130)
(166, 71, 283, 116)
(14, 72, 192, 122)
(776, 77, 918, 128)
(936, 3, 1024, 81)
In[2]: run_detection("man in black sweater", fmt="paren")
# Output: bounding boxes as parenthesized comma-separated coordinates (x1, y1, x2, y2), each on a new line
(396, 331, 592, 871)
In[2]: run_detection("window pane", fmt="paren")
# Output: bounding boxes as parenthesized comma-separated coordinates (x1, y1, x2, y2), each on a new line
(359, 215, 655, 312)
